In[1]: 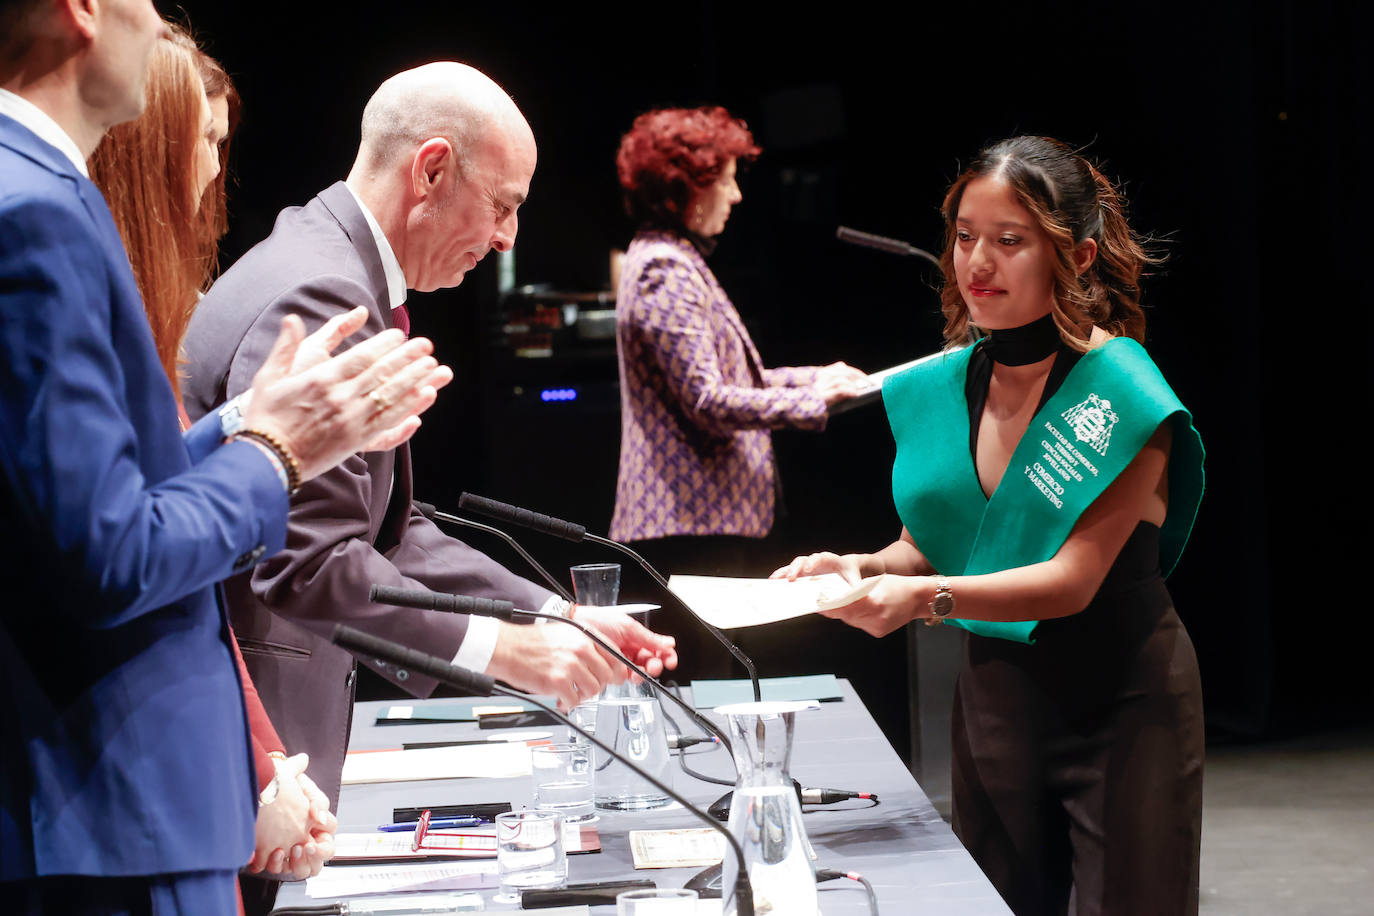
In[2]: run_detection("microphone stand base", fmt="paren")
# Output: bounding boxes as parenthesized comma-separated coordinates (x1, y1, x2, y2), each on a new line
(708, 790, 732, 821)
(685, 862, 723, 898)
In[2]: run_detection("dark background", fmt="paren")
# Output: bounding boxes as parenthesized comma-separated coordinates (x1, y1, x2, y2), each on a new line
(175, 0, 1370, 760)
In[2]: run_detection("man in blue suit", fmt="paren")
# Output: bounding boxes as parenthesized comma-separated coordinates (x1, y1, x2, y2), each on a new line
(0, 1, 450, 911)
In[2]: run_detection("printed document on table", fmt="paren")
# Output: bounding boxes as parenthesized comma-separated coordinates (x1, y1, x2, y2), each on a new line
(306, 860, 498, 897)
(629, 828, 726, 869)
(331, 821, 600, 862)
(341, 741, 530, 785)
(667, 574, 878, 628)
(331, 829, 498, 861)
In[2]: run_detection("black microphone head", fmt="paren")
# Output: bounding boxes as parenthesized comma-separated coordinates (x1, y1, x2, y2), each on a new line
(331, 624, 496, 696)
(459, 492, 587, 542)
(458, 491, 504, 517)
(413, 500, 437, 519)
(369, 584, 517, 621)
(370, 584, 437, 610)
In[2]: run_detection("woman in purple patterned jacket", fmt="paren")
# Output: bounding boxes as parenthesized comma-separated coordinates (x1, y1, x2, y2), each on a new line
(610, 106, 867, 605)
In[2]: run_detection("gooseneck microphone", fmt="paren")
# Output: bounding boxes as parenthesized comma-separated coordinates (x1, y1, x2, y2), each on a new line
(835, 225, 941, 267)
(413, 500, 573, 602)
(368, 585, 522, 620)
(330, 624, 756, 916)
(333, 623, 497, 696)
(457, 493, 762, 702)
(368, 584, 734, 755)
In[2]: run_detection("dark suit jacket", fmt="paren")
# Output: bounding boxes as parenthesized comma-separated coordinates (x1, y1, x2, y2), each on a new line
(183, 182, 552, 807)
(0, 114, 284, 879)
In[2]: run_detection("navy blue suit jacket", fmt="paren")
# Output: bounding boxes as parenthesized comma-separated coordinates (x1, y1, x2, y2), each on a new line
(0, 113, 288, 880)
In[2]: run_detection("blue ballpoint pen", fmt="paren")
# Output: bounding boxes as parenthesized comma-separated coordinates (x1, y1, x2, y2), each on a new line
(378, 816, 484, 832)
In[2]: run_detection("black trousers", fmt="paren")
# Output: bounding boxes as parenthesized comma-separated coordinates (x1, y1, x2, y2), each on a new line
(951, 574, 1204, 916)
(238, 874, 279, 916)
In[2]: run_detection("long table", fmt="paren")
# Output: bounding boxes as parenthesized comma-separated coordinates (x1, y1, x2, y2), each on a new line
(276, 680, 1011, 914)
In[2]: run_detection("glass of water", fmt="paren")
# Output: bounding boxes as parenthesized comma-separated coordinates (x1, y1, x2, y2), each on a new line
(531, 742, 595, 824)
(568, 697, 599, 745)
(570, 562, 621, 608)
(494, 810, 566, 904)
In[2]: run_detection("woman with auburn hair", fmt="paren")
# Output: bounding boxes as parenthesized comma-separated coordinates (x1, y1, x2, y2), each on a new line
(87, 25, 337, 907)
(776, 136, 1205, 915)
(610, 106, 867, 586)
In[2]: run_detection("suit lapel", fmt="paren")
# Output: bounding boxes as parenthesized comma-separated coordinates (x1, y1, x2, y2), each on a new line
(316, 182, 394, 325)
(310, 183, 414, 545)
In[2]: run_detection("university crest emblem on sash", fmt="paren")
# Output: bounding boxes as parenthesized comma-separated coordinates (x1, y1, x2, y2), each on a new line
(1062, 393, 1119, 456)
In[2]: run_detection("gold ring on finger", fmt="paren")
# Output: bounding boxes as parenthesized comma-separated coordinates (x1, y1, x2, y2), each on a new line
(369, 389, 391, 411)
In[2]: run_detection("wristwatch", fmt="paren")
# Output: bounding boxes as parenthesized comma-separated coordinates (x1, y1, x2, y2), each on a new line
(925, 575, 955, 626)
(218, 394, 246, 440)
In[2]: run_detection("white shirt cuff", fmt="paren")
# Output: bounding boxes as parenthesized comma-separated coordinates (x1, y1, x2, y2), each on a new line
(452, 614, 501, 673)
(536, 595, 572, 621)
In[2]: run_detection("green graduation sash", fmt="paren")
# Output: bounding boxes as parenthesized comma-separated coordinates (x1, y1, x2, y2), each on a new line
(882, 338, 1204, 644)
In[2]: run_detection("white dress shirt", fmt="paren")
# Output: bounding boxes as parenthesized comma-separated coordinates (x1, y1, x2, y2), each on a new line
(0, 89, 89, 177)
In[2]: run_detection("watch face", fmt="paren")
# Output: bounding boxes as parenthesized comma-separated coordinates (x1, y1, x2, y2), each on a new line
(220, 400, 246, 437)
(932, 592, 955, 618)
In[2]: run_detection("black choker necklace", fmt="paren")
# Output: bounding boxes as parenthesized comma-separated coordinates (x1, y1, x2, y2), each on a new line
(983, 313, 1061, 366)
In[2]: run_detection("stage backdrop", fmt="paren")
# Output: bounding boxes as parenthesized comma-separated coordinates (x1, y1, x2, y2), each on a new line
(178, 0, 1370, 751)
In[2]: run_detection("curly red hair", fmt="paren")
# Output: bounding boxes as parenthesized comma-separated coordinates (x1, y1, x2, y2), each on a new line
(616, 106, 760, 230)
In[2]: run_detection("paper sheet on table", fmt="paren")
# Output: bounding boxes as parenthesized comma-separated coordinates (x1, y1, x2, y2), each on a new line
(629, 828, 726, 869)
(306, 859, 498, 897)
(331, 821, 600, 862)
(376, 700, 542, 724)
(667, 574, 878, 628)
(341, 741, 530, 784)
(331, 829, 498, 861)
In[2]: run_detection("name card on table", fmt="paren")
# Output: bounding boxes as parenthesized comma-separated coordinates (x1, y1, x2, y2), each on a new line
(306, 860, 497, 897)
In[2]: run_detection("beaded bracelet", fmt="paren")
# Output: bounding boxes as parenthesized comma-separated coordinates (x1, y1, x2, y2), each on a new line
(231, 437, 289, 493)
(234, 429, 302, 494)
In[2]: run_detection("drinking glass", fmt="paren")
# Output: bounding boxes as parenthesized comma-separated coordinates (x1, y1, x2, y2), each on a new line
(494, 810, 566, 904)
(531, 742, 595, 824)
(570, 562, 621, 608)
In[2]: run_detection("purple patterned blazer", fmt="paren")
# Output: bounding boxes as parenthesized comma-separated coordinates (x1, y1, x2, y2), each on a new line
(611, 230, 828, 541)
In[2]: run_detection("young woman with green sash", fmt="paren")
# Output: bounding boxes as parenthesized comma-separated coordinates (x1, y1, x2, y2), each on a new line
(775, 136, 1205, 916)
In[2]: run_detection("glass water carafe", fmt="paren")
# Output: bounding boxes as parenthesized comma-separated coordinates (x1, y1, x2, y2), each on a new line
(717, 701, 819, 916)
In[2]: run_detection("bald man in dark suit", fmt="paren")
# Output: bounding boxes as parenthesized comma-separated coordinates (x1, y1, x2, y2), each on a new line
(184, 65, 675, 912)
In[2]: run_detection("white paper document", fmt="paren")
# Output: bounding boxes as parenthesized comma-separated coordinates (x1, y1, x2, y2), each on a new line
(306, 859, 498, 897)
(667, 574, 878, 628)
(340, 742, 531, 785)
(829, 346, 968, 416)
(628, 828, 726, 868)
(331, 829, 498, 861)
